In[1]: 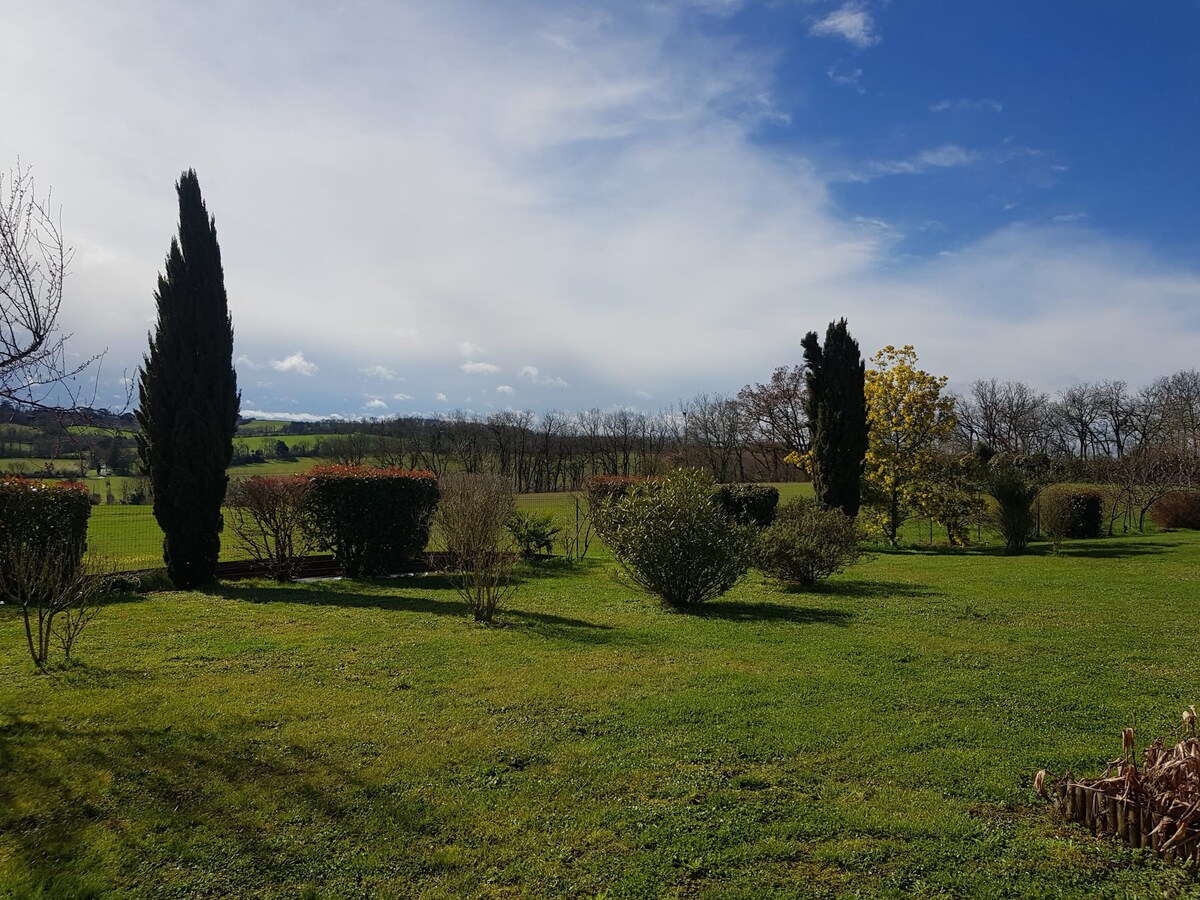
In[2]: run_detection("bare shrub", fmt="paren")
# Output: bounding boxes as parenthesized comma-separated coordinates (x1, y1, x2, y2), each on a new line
(0, 545, 107, 670)
(226, 476, 316, 581)
(435, 474, 517, 622)
(558, 492, 594, 562)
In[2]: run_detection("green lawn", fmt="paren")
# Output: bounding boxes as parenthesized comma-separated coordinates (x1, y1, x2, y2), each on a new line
(2, 530, 1200, 897)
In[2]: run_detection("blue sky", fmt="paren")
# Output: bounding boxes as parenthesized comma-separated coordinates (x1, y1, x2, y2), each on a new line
(1, 1, 1197, 419)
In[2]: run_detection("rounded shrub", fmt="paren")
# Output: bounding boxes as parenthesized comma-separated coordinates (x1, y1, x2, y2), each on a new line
(596, 468, 755, 609)
(754, 499, 864, 586)
(305, 466, 439, 577)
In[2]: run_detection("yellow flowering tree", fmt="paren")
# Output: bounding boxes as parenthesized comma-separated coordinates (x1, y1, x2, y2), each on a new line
(863, 345, 956, 545)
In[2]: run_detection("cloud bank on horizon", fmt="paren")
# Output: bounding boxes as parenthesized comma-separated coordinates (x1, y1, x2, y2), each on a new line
(1, 0, 1197, 420)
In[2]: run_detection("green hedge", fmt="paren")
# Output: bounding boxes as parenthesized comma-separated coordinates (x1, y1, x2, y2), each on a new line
(1040, 486, 1102, 539)
(306, 466, 439, 577)
(0, 479, 92, 597)
(714, 484, 779, 528)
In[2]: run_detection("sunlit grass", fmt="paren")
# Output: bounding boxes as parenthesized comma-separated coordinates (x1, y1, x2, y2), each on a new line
(1, 529, 1199, 896)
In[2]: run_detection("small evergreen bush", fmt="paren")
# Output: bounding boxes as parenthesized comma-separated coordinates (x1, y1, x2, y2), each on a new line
(599, 469, 755, 608)
(508, 510, 561, 559)
(755, 499, 864, 586)
(306, 466, 439, 577)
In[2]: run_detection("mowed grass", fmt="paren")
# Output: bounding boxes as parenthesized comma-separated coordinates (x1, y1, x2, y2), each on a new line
(2, 531, 1200, 897)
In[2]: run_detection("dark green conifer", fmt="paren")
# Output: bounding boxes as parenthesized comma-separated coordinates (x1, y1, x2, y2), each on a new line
(801, 318, 867, 517)
(136, 170, 240, 587)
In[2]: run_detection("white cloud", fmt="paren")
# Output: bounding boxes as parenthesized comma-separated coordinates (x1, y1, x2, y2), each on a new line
(235, 354, 265, 370)
(930, 98, 1004, 114)
(5, 1, 1197, 414)
(241, 409, 346, 422)
(363, 397, 388, 410)
(435, 392, 448, 402)
(517, 365, 569, 387)
(361, 364, 398, 380)
(826, 66, 864, 92)
(393, 392, 414, 400)
(810, 3, 879, 48)
(270, 352, 320, 376)
(496, 384, 515, 395)
(457, 341, 486, 357)
(867, 144, 978, 177)
(1052, 212, 1089, 223)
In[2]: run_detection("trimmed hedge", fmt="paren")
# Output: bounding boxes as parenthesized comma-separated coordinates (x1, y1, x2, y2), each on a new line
(1040, 486, 1103, 540)
(0, 479, 92, 600)
(305, 466, 439, 577)
(1152, 491, 1200, 530)
(715, 484, 779, 529)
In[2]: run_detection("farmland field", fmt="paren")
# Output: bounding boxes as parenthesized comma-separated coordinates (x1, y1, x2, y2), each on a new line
(2, 526, 1199, 897)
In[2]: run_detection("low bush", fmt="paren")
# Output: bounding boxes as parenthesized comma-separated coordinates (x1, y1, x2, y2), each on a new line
(226, 476, 316, 581)
(1151, 490, 1200, 530)
(306, 466, 439, 577)
(755, 499, 864, 586)
(435, 474, 518, 622)
(599, 468, 755, 609)
(508, 510, 561, 559)
(715, 484, 779, 528)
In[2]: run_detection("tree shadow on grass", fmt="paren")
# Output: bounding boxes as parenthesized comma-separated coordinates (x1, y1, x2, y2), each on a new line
(784, 578, 938, 601)
(1057, 539, 1175, 560)
(0, 716, 438, 896)
(896, 537, 1174, 560)
(203, 580, 617, 642)
(684, 601, 854, 626)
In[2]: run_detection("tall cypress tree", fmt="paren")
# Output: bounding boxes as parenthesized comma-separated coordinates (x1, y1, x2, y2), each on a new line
(137, 170, 240, 587)
(801, 318, 867, 517)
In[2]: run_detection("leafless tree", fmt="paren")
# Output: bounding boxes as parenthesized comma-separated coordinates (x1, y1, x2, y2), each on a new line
(1054, 383, 1105, 459)
(683, 392, 746, 483)
(0, 162, 101, 411)
(738, 365, 808, 477)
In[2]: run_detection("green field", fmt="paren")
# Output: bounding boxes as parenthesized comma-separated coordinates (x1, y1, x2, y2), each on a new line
(235, 419, 294, 435)
(1, 529, 1199, 896)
